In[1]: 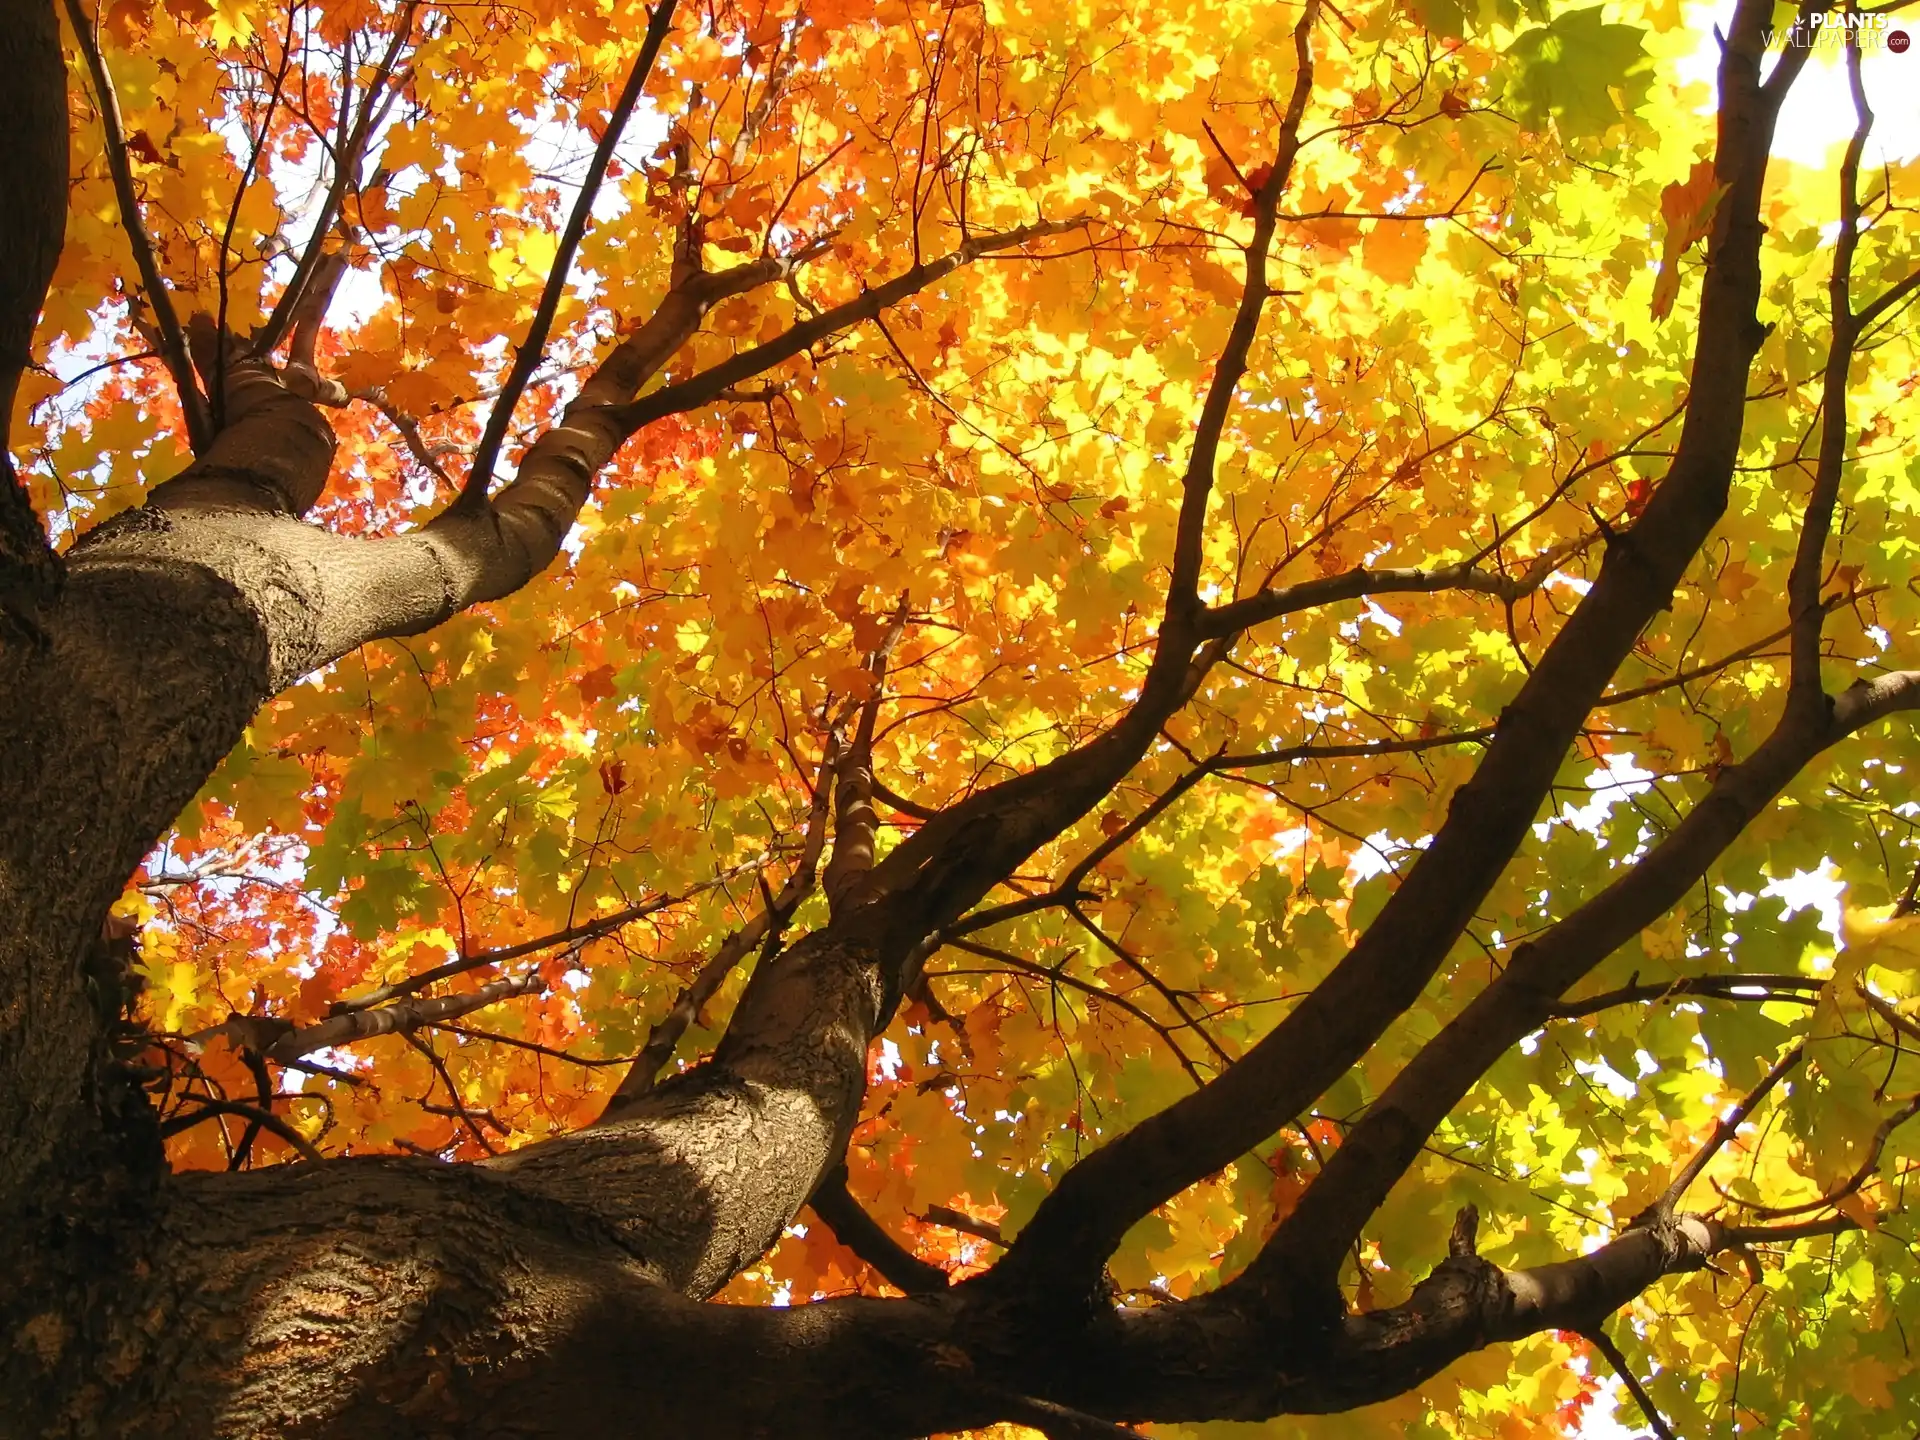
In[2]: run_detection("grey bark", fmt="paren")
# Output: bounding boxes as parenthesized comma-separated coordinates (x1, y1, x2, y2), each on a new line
(1, 0, 1905, 1434)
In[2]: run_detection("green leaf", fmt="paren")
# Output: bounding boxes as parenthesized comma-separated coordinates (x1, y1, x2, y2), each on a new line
(1503, 6, 1651, 139)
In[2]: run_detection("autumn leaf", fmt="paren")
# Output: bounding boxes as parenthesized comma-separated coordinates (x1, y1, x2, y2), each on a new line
(11, 0, 1920, 1433)
(1652, 157, 1729, 319)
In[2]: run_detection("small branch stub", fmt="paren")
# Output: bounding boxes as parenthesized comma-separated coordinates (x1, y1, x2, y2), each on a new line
(1449, 1203, 1480, 1259)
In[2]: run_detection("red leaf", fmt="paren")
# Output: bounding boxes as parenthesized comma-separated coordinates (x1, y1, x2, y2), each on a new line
(597, 758, 627, 796)
(578, 663, 617, 707)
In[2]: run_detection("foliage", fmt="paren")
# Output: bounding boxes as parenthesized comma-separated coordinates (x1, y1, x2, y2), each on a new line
(15, 0, 1920, 1432)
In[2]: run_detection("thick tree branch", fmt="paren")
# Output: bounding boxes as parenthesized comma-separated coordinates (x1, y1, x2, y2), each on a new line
(0, 0, 67, 640)
(1027, 1207, 1755, 1424)
(1241, 662, 1920, 1288)
(280, 251, 351, 404)
(96, 244, 830, 695)
(0, 0, 64, 440)
(986, 0, 1804, 1302)
(807, 1162, 949, 1295)
(606, 928, 770, 1105)
(259, 972, 545, 1064)
(156, 317, 340, 516)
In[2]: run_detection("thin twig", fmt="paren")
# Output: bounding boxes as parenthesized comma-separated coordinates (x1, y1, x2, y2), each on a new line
(62, 0, 212, 448)
(254, 5, 418, 354)
(353, 386, 454, 484)
(1583, 1327, 1679, 1440)
(159, 1098, 325, 1164)
(1656, 1043, 1804, 1215)
(332, 891, 692, 1012)
(427, 1020, 640, 1068)
(458, 0, 680, 502)
(404, 1033, 500, 1155)
(941, 937, 1207, 1086)
(1549, 974, 1824, 1021)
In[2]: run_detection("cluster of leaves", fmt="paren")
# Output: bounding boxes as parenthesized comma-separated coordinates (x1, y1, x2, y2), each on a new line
(18, 0, 1920, 1433)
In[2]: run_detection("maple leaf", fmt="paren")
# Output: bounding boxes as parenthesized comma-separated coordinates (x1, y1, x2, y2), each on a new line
(1651, 157, 1728, 320)
(1503, 7, 1652, 139)
(9, 0, 1920, 1434)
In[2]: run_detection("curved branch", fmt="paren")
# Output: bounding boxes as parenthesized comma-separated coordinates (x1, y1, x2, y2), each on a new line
(806, 1163, 949, 1295)
(158, 1097, 325, 1163)
(986, 0, 1806, 1302)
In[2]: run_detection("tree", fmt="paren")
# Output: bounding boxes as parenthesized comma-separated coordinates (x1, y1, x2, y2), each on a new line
(4, 0, 1919, 1431)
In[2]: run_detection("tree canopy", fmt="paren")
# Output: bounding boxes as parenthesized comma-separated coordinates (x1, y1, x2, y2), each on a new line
(4, 0, 1920, 1434)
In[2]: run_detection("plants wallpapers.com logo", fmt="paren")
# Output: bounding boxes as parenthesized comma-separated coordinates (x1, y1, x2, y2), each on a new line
(1766, 11, 1912, 51)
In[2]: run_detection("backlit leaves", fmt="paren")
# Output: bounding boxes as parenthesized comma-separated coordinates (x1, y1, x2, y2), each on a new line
(1503, 6, 1653, 139)
(19, 0, 1920, 1433)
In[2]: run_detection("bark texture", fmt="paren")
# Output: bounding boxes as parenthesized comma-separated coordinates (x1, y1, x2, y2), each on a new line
(3, 0, 1914, 1435)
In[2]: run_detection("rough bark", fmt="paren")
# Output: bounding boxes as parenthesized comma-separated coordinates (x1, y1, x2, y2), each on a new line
(10, 1135, 1771, 1439)
(2, 0, 1908, 1434)
(0, 0, 68, 635)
